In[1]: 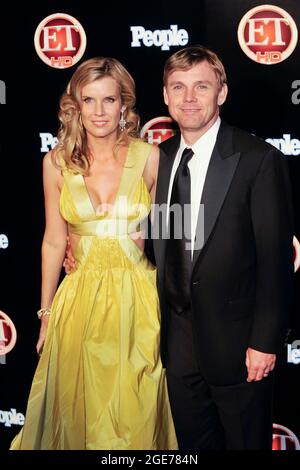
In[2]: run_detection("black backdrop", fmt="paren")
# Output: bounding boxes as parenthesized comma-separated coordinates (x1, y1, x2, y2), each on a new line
(0, 0, 299, 451)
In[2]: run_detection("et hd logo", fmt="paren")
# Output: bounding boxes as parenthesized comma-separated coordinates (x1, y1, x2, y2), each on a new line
(0, 310, 17, 365)
(238, 4, 298, 64)
(34, 13, 87, 69)
(140, 116, 178, 145)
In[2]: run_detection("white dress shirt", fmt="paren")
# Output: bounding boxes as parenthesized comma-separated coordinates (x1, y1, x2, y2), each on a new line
(166, 117, 221, 257)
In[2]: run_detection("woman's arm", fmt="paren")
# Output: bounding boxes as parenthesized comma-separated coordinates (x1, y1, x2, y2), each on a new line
(37, 151, 67, 354)
(41, 151, 68, 307)
(143, 145, 160, 204)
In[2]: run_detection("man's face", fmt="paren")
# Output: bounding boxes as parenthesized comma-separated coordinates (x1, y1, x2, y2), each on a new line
(164, 60, 227, 139)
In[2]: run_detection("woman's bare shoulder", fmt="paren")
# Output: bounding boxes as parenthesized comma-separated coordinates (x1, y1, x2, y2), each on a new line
(43, 150, 64, 189)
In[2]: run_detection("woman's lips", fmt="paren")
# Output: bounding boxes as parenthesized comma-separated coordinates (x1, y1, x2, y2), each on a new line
(92, 120, 109, 127)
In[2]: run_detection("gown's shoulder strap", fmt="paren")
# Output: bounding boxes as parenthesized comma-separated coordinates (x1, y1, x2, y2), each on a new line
(55, 150, 82, 187)
(55, 150, 92, 219)
(122, 139, 153, 199)
(129, 138, 153, 169)
(54, 149, 78, 197)
(53, 148, 68, 173)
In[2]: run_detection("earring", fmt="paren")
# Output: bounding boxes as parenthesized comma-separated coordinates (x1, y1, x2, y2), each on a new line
(119, 110, 127, 131)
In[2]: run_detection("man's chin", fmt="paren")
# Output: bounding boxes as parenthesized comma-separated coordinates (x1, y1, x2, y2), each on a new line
(178, 115, 205, 126)
(180, 122, 206, 132)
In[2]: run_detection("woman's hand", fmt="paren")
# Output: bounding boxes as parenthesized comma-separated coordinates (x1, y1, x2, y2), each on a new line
(36, 316, 50, 356)
(63, 236, 76, 274)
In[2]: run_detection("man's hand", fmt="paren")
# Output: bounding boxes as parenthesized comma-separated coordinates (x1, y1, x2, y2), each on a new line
(245, 347, 276, 382)
(63, 236, 76, 274)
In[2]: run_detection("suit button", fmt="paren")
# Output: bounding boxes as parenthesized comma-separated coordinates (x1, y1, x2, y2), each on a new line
(192, 280, 200, 285)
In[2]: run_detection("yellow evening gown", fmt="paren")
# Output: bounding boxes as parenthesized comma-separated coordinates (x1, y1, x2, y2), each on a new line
(10, 139, 178, 450)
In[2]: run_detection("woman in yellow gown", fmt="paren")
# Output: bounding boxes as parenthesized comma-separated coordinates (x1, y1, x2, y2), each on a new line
(10, 57, 177, 450)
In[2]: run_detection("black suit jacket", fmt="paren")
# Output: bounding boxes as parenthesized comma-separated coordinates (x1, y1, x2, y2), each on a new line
(152, 121, 294, 385)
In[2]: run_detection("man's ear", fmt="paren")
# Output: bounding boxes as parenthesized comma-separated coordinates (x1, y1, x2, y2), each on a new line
(217, 83, 228, 106)
(163, 86, 169, 106)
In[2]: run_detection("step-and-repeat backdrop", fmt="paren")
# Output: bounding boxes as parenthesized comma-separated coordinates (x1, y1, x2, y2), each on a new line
(0, 0, 299, 450)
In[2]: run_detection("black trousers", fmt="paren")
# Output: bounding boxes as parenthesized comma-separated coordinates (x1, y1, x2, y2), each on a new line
(165, 308, 274, 450)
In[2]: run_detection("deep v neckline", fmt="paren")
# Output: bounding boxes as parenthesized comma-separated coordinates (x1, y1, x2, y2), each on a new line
(82, 141, 132, 216)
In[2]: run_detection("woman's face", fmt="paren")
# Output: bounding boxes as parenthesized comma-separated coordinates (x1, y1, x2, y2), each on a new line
(79, 77, 124, 141)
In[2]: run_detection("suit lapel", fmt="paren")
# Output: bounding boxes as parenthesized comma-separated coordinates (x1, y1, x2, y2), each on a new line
(192, 122, 240, 271)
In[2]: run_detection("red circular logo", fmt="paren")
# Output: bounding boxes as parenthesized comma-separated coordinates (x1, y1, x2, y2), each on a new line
(140, 116, 178, 145)
(0, 311, 17, 356)
(238, 5, 298, 65)
(293, 235, 300, 273)
(272, 423, 300, 450)
(34, 13, 87, 69)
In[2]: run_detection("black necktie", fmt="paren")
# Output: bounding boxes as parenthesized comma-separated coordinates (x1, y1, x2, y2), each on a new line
(164, 147, 194, 314)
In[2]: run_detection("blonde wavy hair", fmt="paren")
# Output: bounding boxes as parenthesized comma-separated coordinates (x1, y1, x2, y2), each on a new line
(53, 57, 140, 174)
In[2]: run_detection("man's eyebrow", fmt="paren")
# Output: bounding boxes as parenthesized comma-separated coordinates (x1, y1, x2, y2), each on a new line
(195, 80, 212, 85)
(168, 80, 184, 86)
(168, 80, 212, 86)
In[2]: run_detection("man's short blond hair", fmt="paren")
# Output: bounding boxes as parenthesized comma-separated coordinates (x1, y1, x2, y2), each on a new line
(164, 45, 227, 88)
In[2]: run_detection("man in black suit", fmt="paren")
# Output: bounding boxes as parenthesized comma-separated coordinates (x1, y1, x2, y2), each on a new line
(152, 45, 294, 450)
